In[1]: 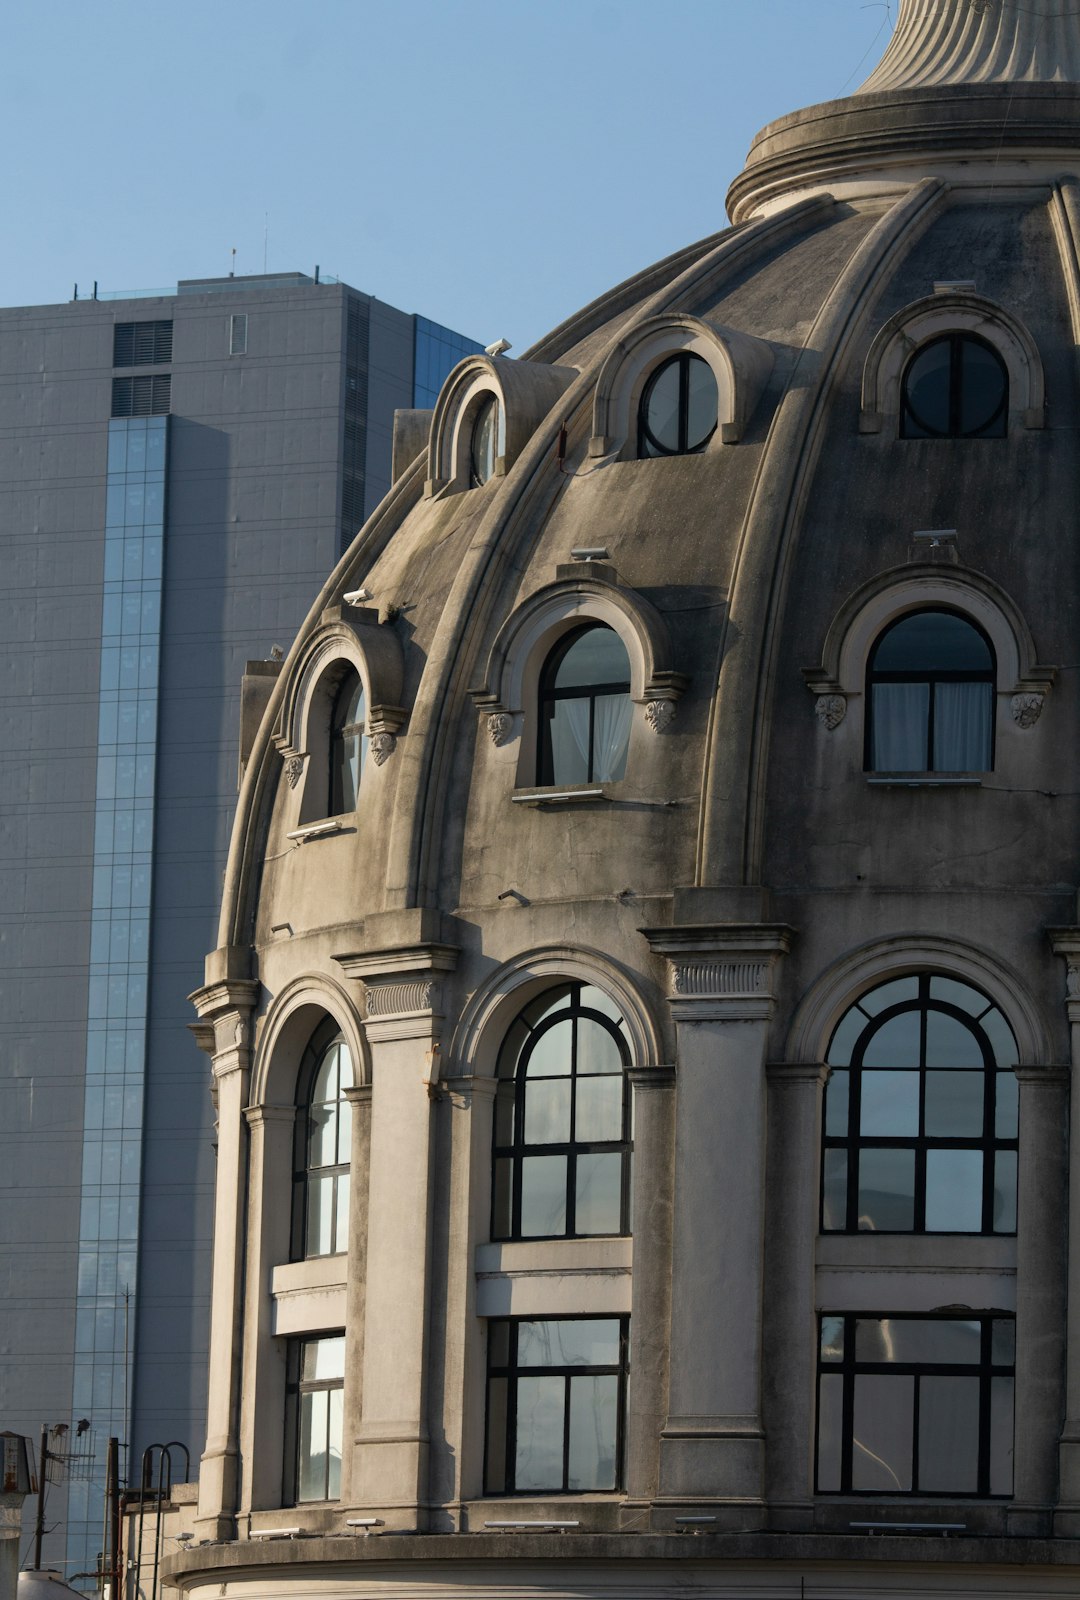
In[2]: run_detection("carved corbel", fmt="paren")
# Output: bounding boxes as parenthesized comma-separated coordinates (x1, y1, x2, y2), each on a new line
(1011, 692, 1044, 729)
(642, 669, 689, 735)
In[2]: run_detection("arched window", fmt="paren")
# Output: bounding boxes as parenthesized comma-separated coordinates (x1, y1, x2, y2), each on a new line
(900, 333, 1008, 439)
(637, 352, 718, 457)
(821, 973, 1018, 1235)
(470, 394, 499, 486)
(867, 610, 994, 773)
(538, 625, 632, 786)
(293, 1029, 354, 1258)
(492, 982, 632, 1241)
(329, 668, 366, 814)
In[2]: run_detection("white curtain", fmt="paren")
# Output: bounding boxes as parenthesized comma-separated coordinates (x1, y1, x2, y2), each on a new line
(550, 700, 591, 785)
(592, 693, 632, 782)
(934, 682, 992, 770)
(872, 684, 928, 771)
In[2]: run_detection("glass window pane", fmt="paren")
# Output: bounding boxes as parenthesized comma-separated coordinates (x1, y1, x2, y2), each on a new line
(918, 1376, 980, 1492)
(992, 1320, 1016, 1365)
(821, 1316, 845, 1362)
(568, 1373, 619, 1490)
(334, 1172, 350, 1252)
(904, 339, 952, 435)
(824, 1069, 849, 1136)
(545, 699, 590, 786)
(822, 1149, 847, 1231)
(590, 692, 632, 782)
(852, 1375, 913, 1491)
(526, 1018, 573, 1077)
(306, 1173, 335, 1255)
(574, 1152, 623, 1235)
(298, 1390, 327, 1500)
(522, 988, 573, 1029)
(488, 1320, 511, 1368)
(519, 1155, 568, 1237)
(518, 1319, 621, 1368)
(993, 1150, 1017, 1233)
(524, 1078, 572, 1144)
(685, 356, 719, 450)
(925, 1149, 984, 1231)
(857, 1148, 915, 1231)
(485, 1375, 508, 1493)
(827, 1006, 866, 1066)
(925, 1009, 983, 1068)
(817, 1373, 844, 1491)
(876, 610, 993, 673)
(303, 1335, 346, 1381)
(327, 1386, 343, 1500)
(575, 1074, 624, 1142)
(579, 986, 624, 1026)
(575, 1017, 623, 1076)
(928, 977, 987, 1015)
(308, 1103, 337, 1168)
(495, 1081, 516, 1144)
(643, 359, 681, 453)
(551, 627, 630, 691)
(983, 1009, 1019, 1067)
(933, 680, 992, 771)
(990, 1376, 1015, 1495)
(862, 1010, 920, 1068)
(497, 1018, 530, 1078)
(924, 1071, 984, 1136)
(492, 1157, 513, 1237)
(860, 1070, 919, 1135)
(514, 1375, 566, 1491)
(960, 338, 1008, 436)
(872, 682, 929, 770)
(859, 977, 920, 1016)
(857, 1318, 981, 1364)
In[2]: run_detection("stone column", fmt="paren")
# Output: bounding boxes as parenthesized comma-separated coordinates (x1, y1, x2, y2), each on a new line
(238, 1103, 295, 1513)
(624, 1065, 676, 1509)
(1049, 929, 1080, 1530)
(643, 925, 793, 1521)
(1010, 1064, 1068, 1534)
(340, 1083, 372, 1505)
(763, 1061, 827, 1530)
(188, 955, 259, 1539)
(334, 936, 458, 1528)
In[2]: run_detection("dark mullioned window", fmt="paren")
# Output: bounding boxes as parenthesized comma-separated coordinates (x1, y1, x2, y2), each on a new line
(470, 394, 498, 486)
(485, 1317, 628, 1494)
(637, 352, 718, 457)
(113, 320, 173, 367)
(329, 668, 366, 815)
(866, 610, 994, 772)
(292, 1027, 354, 1259)
(822, 974, 1018, 1236)
(900, 332, 1007, 439)
(817, 1314, 1014, 1497)
(285, 1333, 345, 1502)
(492, 983, 631, 1241)
(538, 625, 632, 787)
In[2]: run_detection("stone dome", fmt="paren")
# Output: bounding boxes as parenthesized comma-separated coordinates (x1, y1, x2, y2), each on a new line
(178, 3, 1080, 1595)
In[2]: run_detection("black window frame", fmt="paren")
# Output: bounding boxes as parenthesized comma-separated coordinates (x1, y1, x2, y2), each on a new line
(470, 393, 499, 487)
(284, 1331, 346, 1504)
(491, 982, 633, 1243)
(865, 608, 996, 774)
(637, 351, 718, 458)
(485, 1315, 629, 1496)
(291, 1022, 353, 1261)
(821, 973, 1019, 1237)
(536, 624, 633, 787)
(328, 666, 366, 816)
(816, 1313, 1015, 1498)
(900, 331, 1008, 439)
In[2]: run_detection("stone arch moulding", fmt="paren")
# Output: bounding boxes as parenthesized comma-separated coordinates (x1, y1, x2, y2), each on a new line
(786, 934, 1050, 1070)
(426, 352, 578, 497)
(590, 311, 775, 458)
(469, 572, 690, 751)
(272, 606, 408, 788)
(803, 561, 1057, 730)
(860, 289, 1046, 433)
(249, 972, 370, 1107)
(446, 944, 666, 1084)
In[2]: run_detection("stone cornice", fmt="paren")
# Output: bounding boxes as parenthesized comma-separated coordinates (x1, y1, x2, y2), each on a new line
(334, 941, 460, 1045)
(641, 924, 795, 1021)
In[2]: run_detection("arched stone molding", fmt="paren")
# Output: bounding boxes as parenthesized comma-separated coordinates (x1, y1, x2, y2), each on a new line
(272, 608, 407, 819)
(860, 290, 1045, 433)
(249, 972, 369, 1109)
(786, 933, 1050, 1068)
(470, 573, 689, 766)
(803, 561, 1057, 730)
(445, 944, 666, 1083)
(590, 312, 775, 458)
(426, 353, 577, 497)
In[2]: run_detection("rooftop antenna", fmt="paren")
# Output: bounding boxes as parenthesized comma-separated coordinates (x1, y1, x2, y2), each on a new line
(229, 246, 236, 279)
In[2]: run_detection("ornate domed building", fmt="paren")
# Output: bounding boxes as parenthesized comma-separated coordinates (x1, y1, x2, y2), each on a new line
(170, 3, 1080, 1594)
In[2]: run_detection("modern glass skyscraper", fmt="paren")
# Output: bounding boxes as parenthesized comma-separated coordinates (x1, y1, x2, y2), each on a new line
(0, 272, 480, 1585)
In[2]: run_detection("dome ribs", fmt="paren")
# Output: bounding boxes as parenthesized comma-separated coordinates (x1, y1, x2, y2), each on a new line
(698, 176, 950, 890)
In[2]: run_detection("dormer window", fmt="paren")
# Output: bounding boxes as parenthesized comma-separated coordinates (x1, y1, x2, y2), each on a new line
(638, 353, 718, 458)
(538, 625, 632, 786)
(470, 394, 499, 486)
(900, 333, 1008, 439)
(867, 610, 994, 773)
(329, 668, 366, 814)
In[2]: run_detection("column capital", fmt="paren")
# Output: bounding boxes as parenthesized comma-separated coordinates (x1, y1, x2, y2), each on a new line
(334, 941, 460, 1046)
(628, 1064, 676, 1091)
(1048, 928, 1080, 1022)
(641, 923, 795, 1020)
(1016, 1063, 1071, 1086)
(767, 1060, 829, 1087)
(343, 1083, 373, 1106)
(242, 1103, 296, 1129)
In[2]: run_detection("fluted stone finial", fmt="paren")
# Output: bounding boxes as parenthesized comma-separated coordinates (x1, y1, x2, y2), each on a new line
(858, 0, 1080, 93)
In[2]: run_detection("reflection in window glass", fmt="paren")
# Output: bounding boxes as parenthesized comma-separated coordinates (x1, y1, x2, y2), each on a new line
(538, 625, 632, 786)
(638, 352, 718, 457)
(817, 1315, 1013, 1497)
(288, 1334, 345, 1502)
(492, 983, 631, 1241)
(329, 668, 366, 815)
(293, 1029, 354, 1258)
(471, 394, 499, 485)
(822, 974, 1017, 1234)
(901, 332, 1008, 439)
(867, 610, 994, 773)
(486, 1318, 627, 1494)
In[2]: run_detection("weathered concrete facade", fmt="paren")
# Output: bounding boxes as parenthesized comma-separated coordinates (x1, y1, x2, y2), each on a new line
(172, 3, 1080, 1594)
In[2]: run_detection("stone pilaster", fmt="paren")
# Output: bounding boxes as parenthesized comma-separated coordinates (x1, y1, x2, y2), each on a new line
(1048, 929, 1080, 1531)
(642, 924, 794, 1521)
(624, 1065, 676, 1509)
(238, 1103, 295, 1513)
(763, 1061, 827, 1528)
(334, 939, 458, 1527)
(188, 957, 259, 1538)
(340, 1083, 372, 1505)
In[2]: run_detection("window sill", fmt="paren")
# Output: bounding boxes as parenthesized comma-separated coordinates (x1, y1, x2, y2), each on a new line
(475, 1237, 632, 1318)
(270, 1256, 348, 1336)
(287, 816, 354, 844)
(865, 775, 983, 788)
(511, 786, 608, 807)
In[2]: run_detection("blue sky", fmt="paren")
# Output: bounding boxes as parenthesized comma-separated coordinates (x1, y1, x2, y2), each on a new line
(3, 0, 896, 349)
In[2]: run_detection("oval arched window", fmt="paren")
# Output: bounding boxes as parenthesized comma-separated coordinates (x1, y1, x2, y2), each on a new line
(538, 624, 632, 786)
(638, 352, 718, 458)
(293, 1031, 354, 1258)
(329, 668, 366, 814)
(900, 333, 1008, 439)
(866, 610, 994, 773)
(821, 973, 1018, 1235)
(471, 394, 499, 486)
